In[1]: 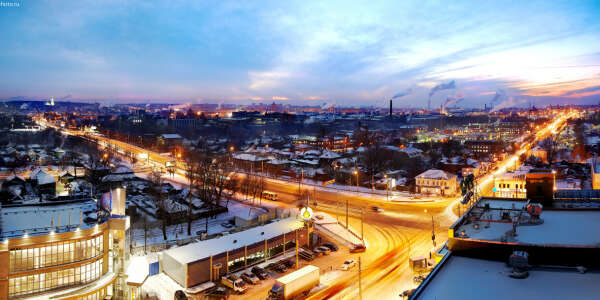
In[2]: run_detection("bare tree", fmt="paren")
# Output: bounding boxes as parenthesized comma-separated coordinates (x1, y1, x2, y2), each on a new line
(149, 170, 168, 241)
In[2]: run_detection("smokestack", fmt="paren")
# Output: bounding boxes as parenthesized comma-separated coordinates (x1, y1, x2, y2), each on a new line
(484, 103, 487, 111)
(389, 99, 392, 117)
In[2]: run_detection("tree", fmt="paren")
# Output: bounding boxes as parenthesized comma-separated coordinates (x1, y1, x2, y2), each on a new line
(149, 170, 168, 241)
(540, 136, 559, 165)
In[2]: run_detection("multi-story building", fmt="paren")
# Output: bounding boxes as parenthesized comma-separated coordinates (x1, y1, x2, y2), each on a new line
(0, 190, 130, 300)
(415, 169, 459, 196)
(493, 169, 528, 198)
(464, 140, 502, 156)
(591, 158, 600, 190)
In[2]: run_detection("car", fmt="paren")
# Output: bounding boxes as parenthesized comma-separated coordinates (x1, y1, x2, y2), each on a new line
(350, 244, 366, 253)
(340, 259, 357, 271)
(221, 222, 234, 228)
(282, 259, 296, 268)
(315, 246, 331, 255)
(371, 206, 384, 213)
(240, 272, 259, 285)
(251, 266, 269, 280)
(273, 263, 287, 273)
(413, 275, 426, 283)
(206, 287, 229, 300)
(312, 247, 324, 256)
(321, 242, 339, 252)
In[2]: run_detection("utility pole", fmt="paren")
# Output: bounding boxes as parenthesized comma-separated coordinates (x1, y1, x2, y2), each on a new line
(361, 209, 364, 241)
(358, 256, 363, 300)
(345, 198, 349, 229)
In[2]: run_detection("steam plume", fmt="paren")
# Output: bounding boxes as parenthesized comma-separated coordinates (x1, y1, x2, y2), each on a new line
(428, 80, 456, 109)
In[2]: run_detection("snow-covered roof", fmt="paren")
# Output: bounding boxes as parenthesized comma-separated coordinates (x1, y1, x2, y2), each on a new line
(232, 153, 267, 162)
(400, 146, 423, 157)
(416, 169, 456, 180)
(36, 171, 56, 185)
(319, 151, 341, 159)
(111, 165, 134, 174)
(457, 199, 600, 247)
(164, 217, 304, 265)
(1, 200, 97, 238)
(161, 133, 182, 139)
(415, 255, 600, 300)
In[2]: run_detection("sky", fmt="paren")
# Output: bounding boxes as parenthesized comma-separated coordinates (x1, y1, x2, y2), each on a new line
(1, 0, 600, 108)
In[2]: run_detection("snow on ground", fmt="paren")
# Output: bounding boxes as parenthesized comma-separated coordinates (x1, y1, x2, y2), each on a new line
(130, 198, 272, 247)
(312, 211, 364, 247)
(142, 273, 183, 300)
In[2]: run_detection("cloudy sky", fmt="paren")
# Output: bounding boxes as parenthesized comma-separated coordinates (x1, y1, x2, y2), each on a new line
(1, 0, 599, 108)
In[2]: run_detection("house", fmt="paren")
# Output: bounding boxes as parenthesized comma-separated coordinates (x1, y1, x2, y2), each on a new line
(415, 169, 459, 196)
(157, 133, 183, 153)
(33, 170, 56, 196)
(590, 158, 600, 190)
(529, 146, 547, 163)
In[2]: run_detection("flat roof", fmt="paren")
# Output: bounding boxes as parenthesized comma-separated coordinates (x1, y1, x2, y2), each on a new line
(414, 255, 600, 300)
(164, 217, 304, 265)
(1, 200, 98, 238)
(456, 199, 600, 246)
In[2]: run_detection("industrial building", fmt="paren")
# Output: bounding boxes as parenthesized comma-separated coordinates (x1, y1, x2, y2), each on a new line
(161, 217, 308, 289)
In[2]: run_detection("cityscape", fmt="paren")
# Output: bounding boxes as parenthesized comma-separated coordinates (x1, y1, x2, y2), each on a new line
(1, 1, 600, 300)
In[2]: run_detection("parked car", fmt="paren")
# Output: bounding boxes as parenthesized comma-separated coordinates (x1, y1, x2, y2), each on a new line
(221, 222, 234, 229)
(315, 246, 331, 255)
(413, 275, 426, 283)
(312, 247, 324, 256)
(241, 272, 259, 285)
(340, 259, 357, 271)
(282, 259, 296, 268)
(251, 266, 269, 280)
(206, 287, 229, 300)
(321, 242, 339, 252)
(273, 263, 287, 273)
(350, 244, 366, 253)
(174, 290, 188, 300)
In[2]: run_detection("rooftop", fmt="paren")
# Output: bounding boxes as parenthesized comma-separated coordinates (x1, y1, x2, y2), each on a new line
(1, 200, 98, 238)
(413, 254, 600, 300)
(164, 216, 304, 265)
(454, 198, 600, 247)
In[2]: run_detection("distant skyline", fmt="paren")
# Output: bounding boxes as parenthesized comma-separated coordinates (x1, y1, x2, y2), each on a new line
(1, 1, 600, 108)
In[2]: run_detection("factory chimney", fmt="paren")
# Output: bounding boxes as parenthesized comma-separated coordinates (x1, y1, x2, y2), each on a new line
(389, 99, 393, 117)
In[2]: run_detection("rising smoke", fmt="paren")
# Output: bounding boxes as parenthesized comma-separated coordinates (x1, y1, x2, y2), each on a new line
(441, 92, 464, 114)
(391, 88, 413, 99)
(428, 80, 456, 109)
(490, 96, 526, 112)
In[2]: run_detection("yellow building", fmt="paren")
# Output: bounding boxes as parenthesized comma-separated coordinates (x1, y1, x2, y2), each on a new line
(592, 158, 600, 190)
(493, 171, 527, 198)
(0, 196, 130, 300)
(415, 169, 459, 196)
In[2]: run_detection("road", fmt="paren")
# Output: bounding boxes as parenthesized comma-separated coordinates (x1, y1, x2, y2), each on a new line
(35, 111, 574, 299)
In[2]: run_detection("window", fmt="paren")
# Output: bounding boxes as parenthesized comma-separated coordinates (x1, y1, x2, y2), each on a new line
(9, 234, 104, 272)
(8, 259, 103, 297)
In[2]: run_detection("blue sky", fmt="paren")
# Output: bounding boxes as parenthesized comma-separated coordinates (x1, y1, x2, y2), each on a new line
(1, 0, 599, 108)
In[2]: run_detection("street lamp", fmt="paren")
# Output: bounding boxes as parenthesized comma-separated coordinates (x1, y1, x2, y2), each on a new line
(384, 174, 389, 201)
(353, 169, 359, 193)
(424, 209, 436, 249)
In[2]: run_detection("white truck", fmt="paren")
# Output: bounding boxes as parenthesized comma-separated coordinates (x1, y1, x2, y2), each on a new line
(267, 265, 320, 300)
(221, 274, 248, 294)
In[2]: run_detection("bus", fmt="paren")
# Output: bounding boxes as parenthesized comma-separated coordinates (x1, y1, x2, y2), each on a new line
(262, 191, 278, 201)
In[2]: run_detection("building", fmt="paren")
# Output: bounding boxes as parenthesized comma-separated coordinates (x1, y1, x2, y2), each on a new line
(529, 145, 547, 162)
(415, 169, 458, 196)
(157, 134, 183, 153)
(525, 169, 555, 205)
(161, 217, 308, 288)
(591, 158, 600, 190)
(464, 140, 502, 156)
(0, 195, 130, 300)
(411, 194, 600, 300)
(493, 169, 528, 198)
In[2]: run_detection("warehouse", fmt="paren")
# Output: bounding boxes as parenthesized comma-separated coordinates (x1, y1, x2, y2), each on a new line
(161, 217, 308, 288)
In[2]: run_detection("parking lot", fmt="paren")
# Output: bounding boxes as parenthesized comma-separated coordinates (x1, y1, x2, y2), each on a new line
(217, 237, 362, 300)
